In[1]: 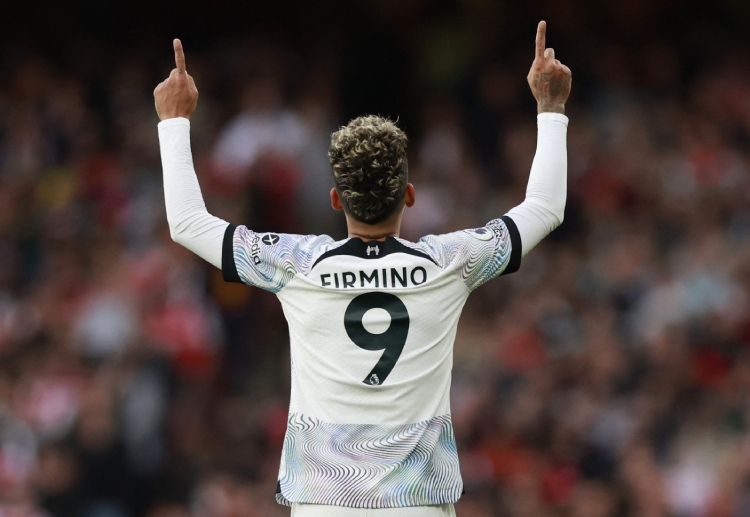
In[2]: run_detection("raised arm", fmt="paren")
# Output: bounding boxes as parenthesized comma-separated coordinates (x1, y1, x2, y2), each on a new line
(506, 21, 572, 257)
(154, 39, 228, 268)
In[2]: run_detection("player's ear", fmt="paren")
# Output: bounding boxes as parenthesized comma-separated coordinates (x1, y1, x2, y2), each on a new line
(331, 188, 344, 211)
(404, 183, 415, 208)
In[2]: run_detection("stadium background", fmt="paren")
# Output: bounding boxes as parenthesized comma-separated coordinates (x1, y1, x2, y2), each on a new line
(2, 0, 750, 515)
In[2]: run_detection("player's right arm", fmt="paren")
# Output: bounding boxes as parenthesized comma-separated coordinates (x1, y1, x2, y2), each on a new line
(506, 21, 572, 256)
(420, 22, 571, 291)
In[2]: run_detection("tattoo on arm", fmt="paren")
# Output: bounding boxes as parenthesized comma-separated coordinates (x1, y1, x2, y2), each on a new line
(534, 70, 571, 114)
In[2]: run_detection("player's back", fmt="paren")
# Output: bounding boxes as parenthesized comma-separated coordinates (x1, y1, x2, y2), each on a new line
(222, 217, 521, 508)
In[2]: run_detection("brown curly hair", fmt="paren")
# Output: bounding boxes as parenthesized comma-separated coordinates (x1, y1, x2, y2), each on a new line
(328, 115, 408, 224)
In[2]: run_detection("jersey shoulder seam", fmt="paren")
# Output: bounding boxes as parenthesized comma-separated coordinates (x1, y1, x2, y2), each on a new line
(398, 236, 473, 293)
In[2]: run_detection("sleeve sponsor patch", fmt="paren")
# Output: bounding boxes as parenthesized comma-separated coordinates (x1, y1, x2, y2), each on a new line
(462, 228, 495, 241)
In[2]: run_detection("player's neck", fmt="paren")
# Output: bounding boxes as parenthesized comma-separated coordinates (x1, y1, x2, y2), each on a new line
(345, 215, 402, 242)
(348, 230, 397, 241)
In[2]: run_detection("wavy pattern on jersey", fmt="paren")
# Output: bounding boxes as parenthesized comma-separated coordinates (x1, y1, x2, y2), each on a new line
(400, 218, 513, 291)
(276, 413, 462, 508)
(233, 220, 512, 293)
(233, 226, 341, 293)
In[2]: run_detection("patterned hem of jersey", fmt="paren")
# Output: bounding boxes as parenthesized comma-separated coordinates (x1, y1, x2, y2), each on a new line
(275, 412, 463, 508)
(275, 489, 461, 508)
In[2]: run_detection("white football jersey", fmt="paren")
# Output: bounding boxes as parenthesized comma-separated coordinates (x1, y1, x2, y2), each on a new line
(222, 217, 521, 508)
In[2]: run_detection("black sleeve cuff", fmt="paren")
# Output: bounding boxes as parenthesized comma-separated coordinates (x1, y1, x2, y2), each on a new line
(222, 224, 242, 283)
(500, 216, 522, 276)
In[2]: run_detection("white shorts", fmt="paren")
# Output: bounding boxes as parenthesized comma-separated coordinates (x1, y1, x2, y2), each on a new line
(290, 503, 456, 516)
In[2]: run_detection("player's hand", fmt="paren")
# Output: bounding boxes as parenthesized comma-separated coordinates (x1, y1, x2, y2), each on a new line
(154, 39, 199, 120)
(527, 21, 572, 115)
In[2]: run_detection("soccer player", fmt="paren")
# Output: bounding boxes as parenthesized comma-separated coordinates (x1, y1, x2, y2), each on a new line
(154, 21, 570, 517)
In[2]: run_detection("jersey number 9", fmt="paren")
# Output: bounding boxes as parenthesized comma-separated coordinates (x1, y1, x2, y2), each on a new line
(344, 292, 410, 386)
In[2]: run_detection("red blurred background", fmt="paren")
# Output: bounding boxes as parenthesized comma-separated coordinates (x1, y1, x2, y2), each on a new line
(1, 1, 750, 516)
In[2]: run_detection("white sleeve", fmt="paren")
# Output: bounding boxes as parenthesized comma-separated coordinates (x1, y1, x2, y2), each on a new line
(505, 112, 568, 256)
(159, 117, 229, 268)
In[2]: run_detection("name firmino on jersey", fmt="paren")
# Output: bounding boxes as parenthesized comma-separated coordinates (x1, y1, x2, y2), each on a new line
(320, 267, 427, 289)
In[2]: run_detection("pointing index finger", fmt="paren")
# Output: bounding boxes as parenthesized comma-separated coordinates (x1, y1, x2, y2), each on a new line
(535, 21, 546, 60)
(174, 39, 186, 73)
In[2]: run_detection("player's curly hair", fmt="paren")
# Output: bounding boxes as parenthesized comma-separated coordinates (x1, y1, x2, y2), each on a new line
(328, 115, 408, 225)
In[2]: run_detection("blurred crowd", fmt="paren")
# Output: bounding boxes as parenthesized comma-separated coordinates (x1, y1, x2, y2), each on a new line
(2, 1, 750, 516)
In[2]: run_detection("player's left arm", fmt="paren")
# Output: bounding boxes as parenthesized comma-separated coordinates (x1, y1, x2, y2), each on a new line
(154, 39, 229, 268)
(505, 20, 572, 256)
(154, 42, 328, 292)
